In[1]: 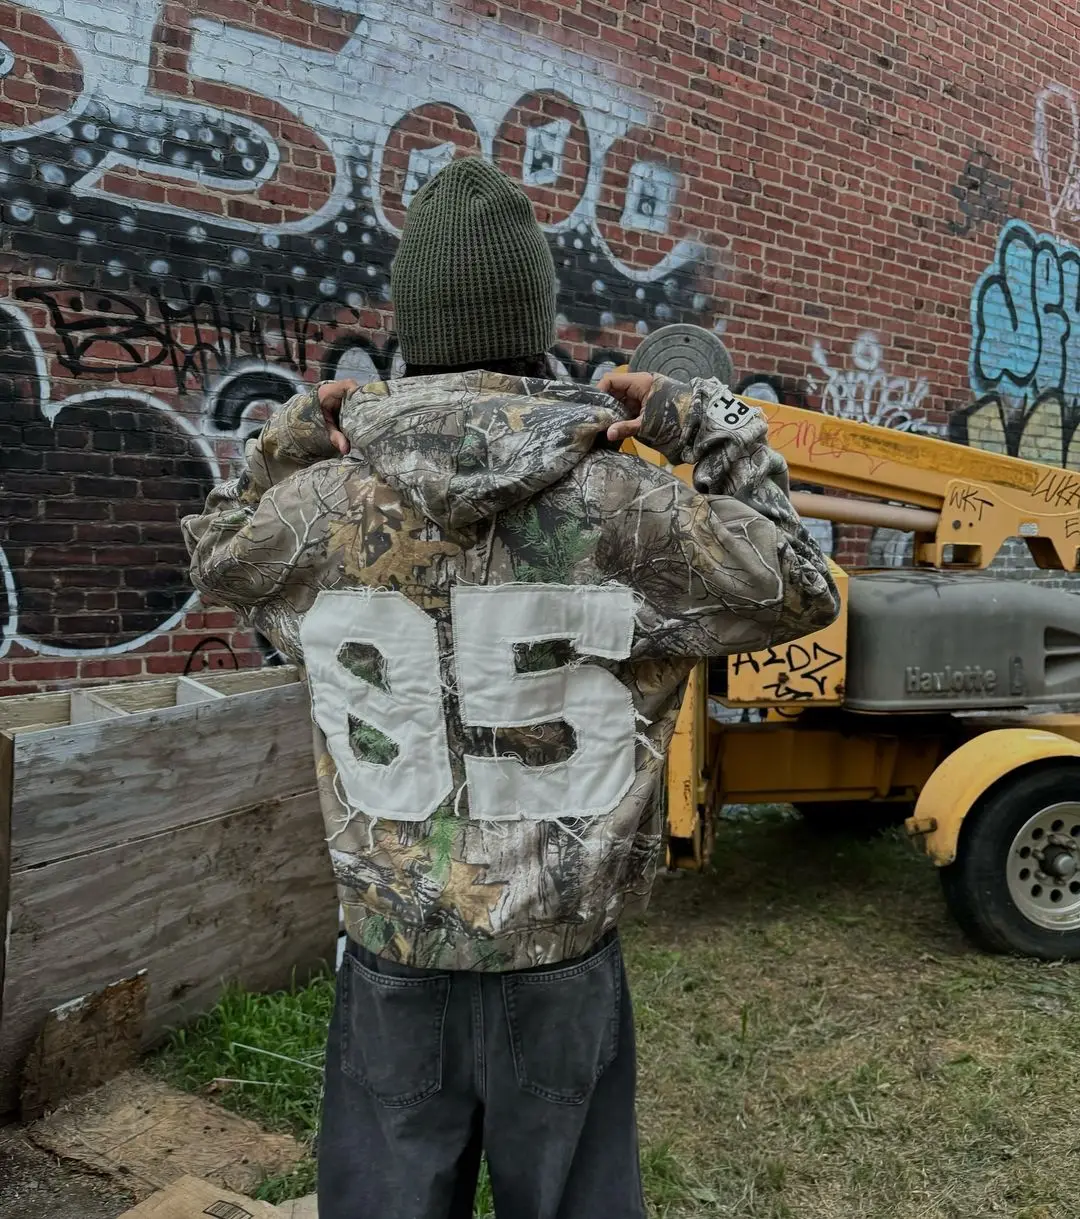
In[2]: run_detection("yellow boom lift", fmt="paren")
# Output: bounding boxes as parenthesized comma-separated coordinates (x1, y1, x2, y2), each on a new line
(625, 329, 1080, 960)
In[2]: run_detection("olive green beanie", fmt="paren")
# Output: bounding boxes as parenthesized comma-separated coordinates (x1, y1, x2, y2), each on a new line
(391, 157, 557, 368)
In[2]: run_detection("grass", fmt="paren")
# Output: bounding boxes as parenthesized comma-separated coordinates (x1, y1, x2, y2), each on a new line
(153, 806, 1080, 1217)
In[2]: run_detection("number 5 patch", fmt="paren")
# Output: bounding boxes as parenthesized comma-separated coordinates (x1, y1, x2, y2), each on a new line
(301, 585, 638, 823)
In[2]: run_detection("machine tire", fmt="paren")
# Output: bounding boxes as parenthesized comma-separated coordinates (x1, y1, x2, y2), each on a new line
(796, 801, 912, 839)
(939, 763, 1080, 960)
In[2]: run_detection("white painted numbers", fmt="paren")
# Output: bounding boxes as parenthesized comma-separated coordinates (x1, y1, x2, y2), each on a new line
(301, 585, 638, 823)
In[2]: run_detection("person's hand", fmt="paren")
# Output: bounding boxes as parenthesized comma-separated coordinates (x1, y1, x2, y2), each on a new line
(596, 371, 656, 444)
(318, 379, 358, 455)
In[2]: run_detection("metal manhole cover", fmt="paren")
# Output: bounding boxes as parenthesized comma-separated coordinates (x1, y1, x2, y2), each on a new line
(628, 324, 734, 383)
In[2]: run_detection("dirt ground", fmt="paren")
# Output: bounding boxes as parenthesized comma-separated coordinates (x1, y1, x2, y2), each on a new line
(0, 1126, 134, 1219)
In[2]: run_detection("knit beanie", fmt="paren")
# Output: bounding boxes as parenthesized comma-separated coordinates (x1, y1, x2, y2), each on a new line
(391, 157, 557, 368)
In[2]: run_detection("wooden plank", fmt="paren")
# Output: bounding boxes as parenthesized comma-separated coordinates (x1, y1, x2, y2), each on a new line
(0, 733, 11, 1033)
(96, 679, 182, 714)
(70, 690, 128, 724)
(0, 692, 70, 733)
(9, 683, 316, 869)
(198, 667, 300, 697)
(20, 971, 149, 1121)
(174, 677, 224, 706)
(0, 790, 337, 1115)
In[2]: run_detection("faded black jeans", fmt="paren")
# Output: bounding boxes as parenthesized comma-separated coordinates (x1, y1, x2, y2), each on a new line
(317, 931, 646, 1219)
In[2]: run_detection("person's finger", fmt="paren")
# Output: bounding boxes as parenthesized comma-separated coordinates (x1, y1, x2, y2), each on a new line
(597, 372, 637, 399)
(321, 410, 350, 454)
(318, 378, 359, 409)
(606, 418, 642, 444)
(317, 380, 358, 455)
(598, 372, 653, 413)
(319, 409, 349, 454)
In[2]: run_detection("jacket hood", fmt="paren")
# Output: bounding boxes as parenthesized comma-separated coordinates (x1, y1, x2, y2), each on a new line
(339, 372, 624, 532)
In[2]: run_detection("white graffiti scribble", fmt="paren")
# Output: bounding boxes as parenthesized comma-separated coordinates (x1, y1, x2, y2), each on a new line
(43, 0, 700, 279)
(808, 332, 932, 432)
(1, 0, 714, 666)
(1034, 83, 1080, 235)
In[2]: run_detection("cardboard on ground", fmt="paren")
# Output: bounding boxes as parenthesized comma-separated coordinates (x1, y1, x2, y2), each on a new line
(118, 1175, 317, 1218)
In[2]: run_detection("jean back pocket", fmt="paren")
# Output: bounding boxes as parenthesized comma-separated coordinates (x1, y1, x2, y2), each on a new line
(502, 937, 621, 1105)
(340, 951, 451, 1108)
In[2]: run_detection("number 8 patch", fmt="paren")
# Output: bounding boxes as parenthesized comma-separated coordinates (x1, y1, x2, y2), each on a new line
(301, 585, 639, 824)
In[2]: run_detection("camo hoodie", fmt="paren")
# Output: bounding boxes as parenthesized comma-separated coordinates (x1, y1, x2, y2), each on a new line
(183, 372, 838, 970)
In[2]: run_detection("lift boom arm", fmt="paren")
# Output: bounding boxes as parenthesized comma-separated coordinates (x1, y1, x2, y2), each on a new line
(652, 398, 1080, 572)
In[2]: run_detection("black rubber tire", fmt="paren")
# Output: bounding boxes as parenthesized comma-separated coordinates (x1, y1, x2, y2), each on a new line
(939, 763, 1080, 960)
(796, 801, 913, 839)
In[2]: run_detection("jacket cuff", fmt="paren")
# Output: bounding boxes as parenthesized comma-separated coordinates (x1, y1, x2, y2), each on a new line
(636, 374, 687, 464)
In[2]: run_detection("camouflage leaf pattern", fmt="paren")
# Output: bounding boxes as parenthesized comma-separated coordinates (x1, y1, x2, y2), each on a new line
(183, 371, 838, 970)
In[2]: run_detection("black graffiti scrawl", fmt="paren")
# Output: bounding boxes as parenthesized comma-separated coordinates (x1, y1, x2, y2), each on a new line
(0, 0, 710, 658)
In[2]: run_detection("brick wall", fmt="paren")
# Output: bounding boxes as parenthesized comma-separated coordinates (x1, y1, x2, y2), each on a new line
(2, 0, 1079, 694)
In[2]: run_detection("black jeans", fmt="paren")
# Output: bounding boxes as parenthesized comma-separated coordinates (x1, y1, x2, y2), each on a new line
(318, 932, 646, 1219)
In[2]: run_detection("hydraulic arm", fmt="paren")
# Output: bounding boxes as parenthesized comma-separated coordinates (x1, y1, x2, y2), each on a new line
(753, 400, 1080, 573)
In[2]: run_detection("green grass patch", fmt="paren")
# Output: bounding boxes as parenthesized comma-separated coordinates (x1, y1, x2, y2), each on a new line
(154, 808, 1080, 1217)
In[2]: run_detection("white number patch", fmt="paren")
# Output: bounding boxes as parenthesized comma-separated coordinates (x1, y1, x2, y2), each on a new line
(301, 585, 638, 823)
(302, 591, 453, 822)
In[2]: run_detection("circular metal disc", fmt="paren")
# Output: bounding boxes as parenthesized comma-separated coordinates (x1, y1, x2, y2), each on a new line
(629, 324, 735, 384)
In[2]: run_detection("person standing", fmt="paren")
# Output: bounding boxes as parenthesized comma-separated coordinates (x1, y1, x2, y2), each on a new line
(185, 157, 839, 1219)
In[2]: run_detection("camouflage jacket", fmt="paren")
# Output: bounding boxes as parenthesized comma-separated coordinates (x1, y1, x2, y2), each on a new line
(183, 372, 839, 970)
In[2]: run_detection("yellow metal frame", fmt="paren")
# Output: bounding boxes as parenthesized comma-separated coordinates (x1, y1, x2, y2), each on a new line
(726, 558, 848, 706)
(714, 722, 943, 806)
(756, 399, 1080, 572)
(620, 385, 1080, 869)
(665, 664, 713, 869)
(907, 727, 1080, 865)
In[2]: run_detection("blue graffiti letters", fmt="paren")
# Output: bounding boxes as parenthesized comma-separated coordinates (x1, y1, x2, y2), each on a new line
(971, 220, 1080, 405)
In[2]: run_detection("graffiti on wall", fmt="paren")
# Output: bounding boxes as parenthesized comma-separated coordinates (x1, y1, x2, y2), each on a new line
(1034, 83, 1080, 236)
(948, 147, 1016, 238)
(961, 220, 1080, 468)
(806, 332, 936, 433)
(0, 0, 712, 660)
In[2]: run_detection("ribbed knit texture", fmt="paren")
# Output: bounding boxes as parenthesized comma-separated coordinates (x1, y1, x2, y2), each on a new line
(391, 158, 557, 367)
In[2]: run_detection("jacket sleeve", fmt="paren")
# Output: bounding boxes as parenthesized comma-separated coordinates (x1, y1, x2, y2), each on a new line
(182, 384, 338, 613)
(595, 374, 841, 660)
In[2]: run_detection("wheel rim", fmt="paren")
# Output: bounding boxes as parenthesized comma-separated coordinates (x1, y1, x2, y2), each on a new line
(1007, 802, 1080, 930)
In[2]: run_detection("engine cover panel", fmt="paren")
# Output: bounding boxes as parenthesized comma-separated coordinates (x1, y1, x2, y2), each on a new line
(844, 571, 1080, 711)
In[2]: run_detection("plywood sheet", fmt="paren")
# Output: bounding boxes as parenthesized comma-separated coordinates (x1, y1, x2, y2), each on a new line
(276, 1195, 318, 1218)
(200, 668, 300, 697)
(96, 679, 186, 714)
(0, 792, 336, 1114)
(9, 682, 315, 869)
(32, 1074, 301, 1204)
(21, 971, 149, 1121)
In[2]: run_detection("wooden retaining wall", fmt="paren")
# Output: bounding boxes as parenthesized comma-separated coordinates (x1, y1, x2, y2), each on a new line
(0, 668, 337, 1116)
